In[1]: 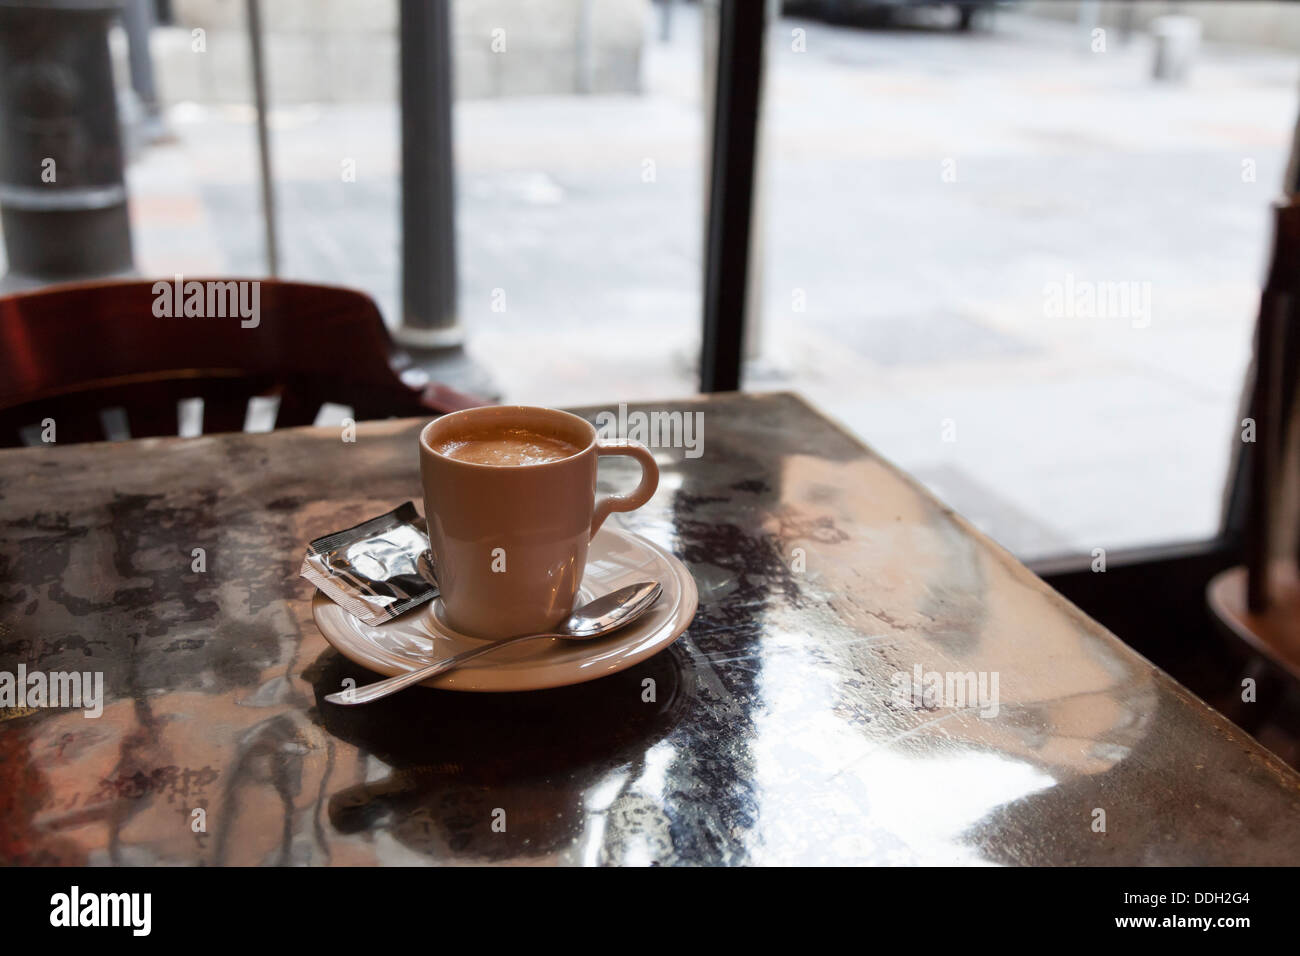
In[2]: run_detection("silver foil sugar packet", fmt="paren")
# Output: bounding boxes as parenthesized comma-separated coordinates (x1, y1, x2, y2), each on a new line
(300, 502, 438, 625)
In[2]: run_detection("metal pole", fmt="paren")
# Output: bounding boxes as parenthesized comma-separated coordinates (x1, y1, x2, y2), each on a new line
(700, 0, 766, 392)
(246, 0, 278, 276)
(395, 0, 461, 348)
(1117, 0, 1136, 45)
(659, 0, 675, 43)
(0, 0, 135, 291)
(742, 0, 780, 364)
(1077, 0, 1100, 52)
(122, 0, 164, 139)
(577, 0, 594, 95)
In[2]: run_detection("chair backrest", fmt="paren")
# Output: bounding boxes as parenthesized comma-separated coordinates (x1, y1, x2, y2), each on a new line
(0, 278, 482, 447)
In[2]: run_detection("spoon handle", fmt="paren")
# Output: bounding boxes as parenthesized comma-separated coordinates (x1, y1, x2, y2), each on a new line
(325, 632, 554, 705)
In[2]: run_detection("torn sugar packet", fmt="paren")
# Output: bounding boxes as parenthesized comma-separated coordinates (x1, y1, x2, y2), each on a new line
(300, 502, 438, 625)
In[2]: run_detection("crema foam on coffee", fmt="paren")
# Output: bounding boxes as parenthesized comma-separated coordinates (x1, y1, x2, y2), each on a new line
(434, 426, 583, 466)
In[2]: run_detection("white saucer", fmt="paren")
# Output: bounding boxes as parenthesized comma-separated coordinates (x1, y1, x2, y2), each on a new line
(311, 525, 698, 692)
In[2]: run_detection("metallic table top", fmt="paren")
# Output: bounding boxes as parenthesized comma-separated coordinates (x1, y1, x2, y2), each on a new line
(1, 392, 1297, 865)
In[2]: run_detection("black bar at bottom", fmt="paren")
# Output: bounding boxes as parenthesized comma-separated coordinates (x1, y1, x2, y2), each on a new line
(0, 865, 1279, 939)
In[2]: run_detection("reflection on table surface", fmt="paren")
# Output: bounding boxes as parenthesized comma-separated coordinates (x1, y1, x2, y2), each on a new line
(1, 393, 1298, 865)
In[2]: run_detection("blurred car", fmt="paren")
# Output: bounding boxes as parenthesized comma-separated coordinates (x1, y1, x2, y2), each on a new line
(784, 0, 1007, 31)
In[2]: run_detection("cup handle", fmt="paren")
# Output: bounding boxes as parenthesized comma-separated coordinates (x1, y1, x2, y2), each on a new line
(591, 441, 659, 538)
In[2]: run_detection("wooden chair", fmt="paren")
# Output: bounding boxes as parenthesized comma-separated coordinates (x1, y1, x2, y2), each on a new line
(1208, 197, 1300, 692)
(0, 279, 485, 448)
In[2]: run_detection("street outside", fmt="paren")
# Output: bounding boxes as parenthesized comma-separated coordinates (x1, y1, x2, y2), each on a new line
(35, 5, 1300, 561)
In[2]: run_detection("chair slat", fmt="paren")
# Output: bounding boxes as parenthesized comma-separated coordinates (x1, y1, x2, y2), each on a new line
(177, 397, 204, 438)
(243, 395, 280, 433)
(99, 406, 131, 442)
(313, 403, 354, 427)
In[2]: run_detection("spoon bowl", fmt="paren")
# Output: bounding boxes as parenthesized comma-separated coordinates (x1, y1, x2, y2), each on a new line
(556, 582, 663, 638)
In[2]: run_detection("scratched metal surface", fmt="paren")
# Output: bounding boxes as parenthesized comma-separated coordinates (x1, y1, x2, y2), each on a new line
(1, 392, 1298, 865)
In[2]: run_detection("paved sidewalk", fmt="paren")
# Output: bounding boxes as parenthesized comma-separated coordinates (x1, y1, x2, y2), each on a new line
(18, 7, 1295, 561)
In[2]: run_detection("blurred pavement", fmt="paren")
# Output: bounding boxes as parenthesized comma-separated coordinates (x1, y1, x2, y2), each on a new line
(39, 6, 1300, 560)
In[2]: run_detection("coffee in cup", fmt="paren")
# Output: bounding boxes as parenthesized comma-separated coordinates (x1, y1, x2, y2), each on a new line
(419, 406, 659, 639)
(432, 425, 584, 467)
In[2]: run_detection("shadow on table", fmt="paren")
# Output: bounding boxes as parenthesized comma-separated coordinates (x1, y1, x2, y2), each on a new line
(302, 644, 693, 862)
